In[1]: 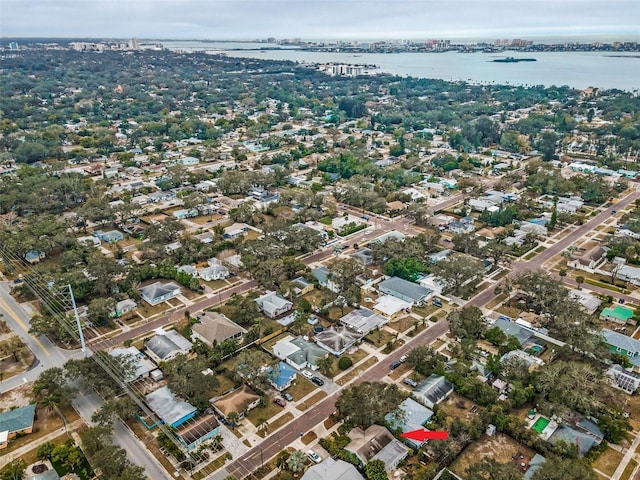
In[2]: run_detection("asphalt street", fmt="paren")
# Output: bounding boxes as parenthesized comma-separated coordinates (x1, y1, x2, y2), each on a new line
(223, 319, 450, 479)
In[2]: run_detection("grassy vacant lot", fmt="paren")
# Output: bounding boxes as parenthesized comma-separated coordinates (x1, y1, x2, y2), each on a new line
(301, 431, 317, 445)
(621, 459, 638, 480)
(438, 393, 481, 423)
(449, 434, 535, 477)
(288, 377, 318, 401)
(297, 391, 327, 412)
(592, 447, 624, 477)
(336, 357, 378, 386)
(246, 400, 284, 428)
(365, 328, 395, 347)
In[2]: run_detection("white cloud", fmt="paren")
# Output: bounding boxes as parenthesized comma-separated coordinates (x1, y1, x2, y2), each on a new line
(2, 0, 638, 39)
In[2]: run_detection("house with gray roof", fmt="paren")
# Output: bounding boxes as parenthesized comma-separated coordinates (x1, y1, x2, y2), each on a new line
(412, 374, 454, 409)
(494, 318, 533, 345)
(524, 454, 546, 479)
(145, 329, 192, 364)
(345, 424, 410, 472)
(350, 248, 374, 266)
(315, 326, 362, 356)
(312, 266, 339, 292)
(385, 397, 434, 447)
(548, 422, 601, 457)
(340, 308, 388, 335)
(607, 364, 640, 393)
(256, 291, 293, 318)
(110, 346, 155, 382)
(140, 281, 181, 306)
(114, 298, 137, 317)
(301, 458, 364, 480)
(272, 335, 328, 370)
(198, 263, 229, 281)
(93, 229, 124, 243)
(602, 328, 640, 366)
(378, 276, 433, 306)
(145, 386, 197, 428)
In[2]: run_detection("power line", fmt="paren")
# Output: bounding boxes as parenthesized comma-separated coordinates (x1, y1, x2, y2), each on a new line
(0, 244, 212, 469)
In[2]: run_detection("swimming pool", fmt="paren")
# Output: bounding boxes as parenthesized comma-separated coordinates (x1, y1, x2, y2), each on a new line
(532, 416, 550, 434)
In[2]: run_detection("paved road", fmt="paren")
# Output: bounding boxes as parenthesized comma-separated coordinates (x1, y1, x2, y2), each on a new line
(0, 281, 83, 394)
(223, 319, 450, 479)
(468, 189, 640, 308)
(73, 391, 173, 480)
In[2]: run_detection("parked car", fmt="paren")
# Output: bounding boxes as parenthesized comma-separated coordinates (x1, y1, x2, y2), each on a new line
(390, 361, 402, 370)
(311, 376, 324, 386)
(307, 450, 322, 463)
(282, 392, 293, 401)
(302, 370, 313, 379)
(619, 298, 626, 304)
(403, 378, 418, 387)
(432, 298, 442, 307)
(273, 397, 286, 407)
(399, 355, 407, 363)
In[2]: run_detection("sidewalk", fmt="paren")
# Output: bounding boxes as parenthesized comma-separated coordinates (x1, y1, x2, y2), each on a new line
(3, 418, 84, 462)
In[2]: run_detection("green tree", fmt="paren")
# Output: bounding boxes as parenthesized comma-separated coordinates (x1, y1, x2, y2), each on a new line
(286, 450, 307, 472)
(530, 455, 597, 480)
(336, 381, 404, 429)
(466, 458, 524, 480)
(365, 459, 388, 480)
(1, 459, 26, 480)
(37, 441, 55, 461)
(406, 345, 445, 376)
(338, 356, 353, 370)
(316, 355, 334, 378)
(432, 255, 486, 298)
(448, 306, 486, 340)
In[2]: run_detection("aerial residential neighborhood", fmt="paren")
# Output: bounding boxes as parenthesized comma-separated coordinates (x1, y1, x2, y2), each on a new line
(1, 30, 640, 480)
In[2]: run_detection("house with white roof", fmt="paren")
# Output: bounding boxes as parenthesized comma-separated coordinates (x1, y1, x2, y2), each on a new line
(255, 291, 293, 318)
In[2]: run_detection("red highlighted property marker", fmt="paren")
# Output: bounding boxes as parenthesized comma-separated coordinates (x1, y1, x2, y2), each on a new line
(400, 429, 449, 442)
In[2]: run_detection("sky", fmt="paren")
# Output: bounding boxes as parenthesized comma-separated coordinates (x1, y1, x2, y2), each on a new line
(2, 0, 639, 41)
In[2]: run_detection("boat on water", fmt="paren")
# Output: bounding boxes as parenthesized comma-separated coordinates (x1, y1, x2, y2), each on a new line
(493, 57, 537, 63)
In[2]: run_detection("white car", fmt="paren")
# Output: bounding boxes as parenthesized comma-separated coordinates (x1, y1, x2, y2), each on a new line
(302, 370, 313, 379)
(307, 450, 322, 463)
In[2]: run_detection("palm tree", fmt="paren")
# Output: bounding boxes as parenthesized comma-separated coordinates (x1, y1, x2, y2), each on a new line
(286, 450, 307, 473)
(576, 275, 584, 290)
(226, 411, 240, 428)
(276, 450, 289, 470)
(256, 416, 268, 436)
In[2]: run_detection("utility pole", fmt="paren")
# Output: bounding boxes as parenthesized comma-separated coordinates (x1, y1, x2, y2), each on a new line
(68, 284, 87, 357)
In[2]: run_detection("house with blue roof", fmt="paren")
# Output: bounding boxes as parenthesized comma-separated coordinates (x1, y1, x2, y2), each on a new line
(268, 362, 298, 391)
(0, 403, 37, 449)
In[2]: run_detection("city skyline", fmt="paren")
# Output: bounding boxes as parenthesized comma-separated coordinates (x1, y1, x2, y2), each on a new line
(2, 0, 638, 40)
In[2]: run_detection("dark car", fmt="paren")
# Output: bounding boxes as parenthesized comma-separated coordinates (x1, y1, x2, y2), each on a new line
(273, 397, 286, 407)
(390, 361, 402, 370)
(311, 376, 324, 386)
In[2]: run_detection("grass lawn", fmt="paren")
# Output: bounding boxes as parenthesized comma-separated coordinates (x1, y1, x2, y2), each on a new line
(437, 393, 480, 423)
(336, 357, 378, 386)
(166, 297, 184, 308)
(246, 401, 283, 428)
(449, 433, 535, 477)
(288, 377, 318, 401)
(592, 447, 624, 477)
(496, 305, 523, 319)
(202, 279, 229, 291)
(412, 305, 440, 319)
(365, 329, 394, 347)
(298, 391, 327, 412)
(388, 362, 412, 380)
(137, 302, 171, 319)
(622, 395, 640, 432)
(486, 293, 508, 309)
(431, 339, 445, 349)
(301, 431, 317, 445)
(390, 316, 423, 334)
(324, 416, 339, 430)
(263, 412, 294, 436)
(621, 459, 638, 480)
(208, 374, 239, 399)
